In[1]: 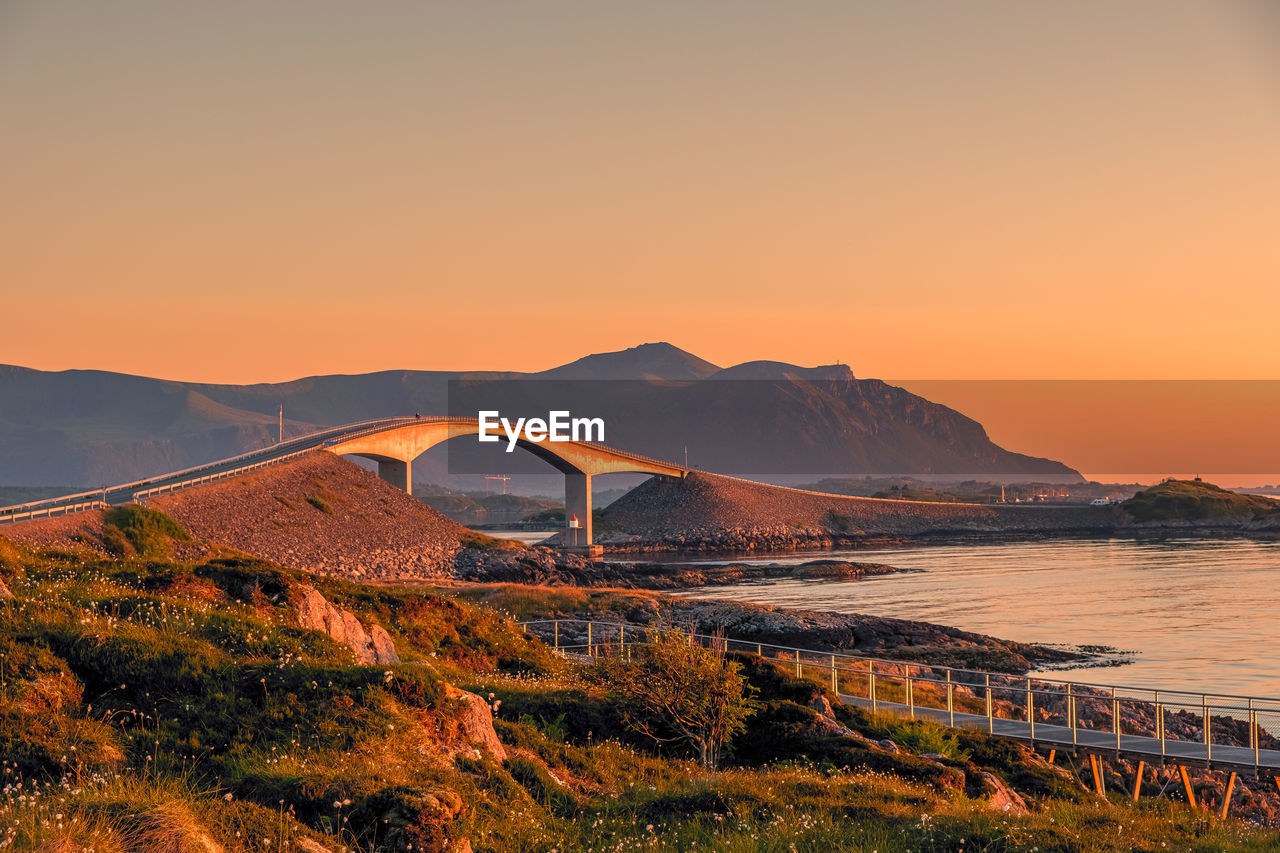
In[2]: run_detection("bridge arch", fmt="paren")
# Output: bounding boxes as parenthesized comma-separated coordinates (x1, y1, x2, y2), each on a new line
(323, 418, 686, 553)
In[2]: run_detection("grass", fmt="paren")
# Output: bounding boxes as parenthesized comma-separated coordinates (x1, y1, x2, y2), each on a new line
(4, 539, 1280, 851)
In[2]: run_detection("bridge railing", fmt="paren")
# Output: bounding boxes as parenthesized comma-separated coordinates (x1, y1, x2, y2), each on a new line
(520, 618, 1280, 770)
(0, 498, 111, 524)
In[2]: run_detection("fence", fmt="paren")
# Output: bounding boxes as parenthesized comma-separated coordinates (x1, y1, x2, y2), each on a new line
(521, 618, 1280, 772)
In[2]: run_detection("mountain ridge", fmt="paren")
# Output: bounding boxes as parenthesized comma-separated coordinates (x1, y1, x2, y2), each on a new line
(0, 344, 1082, 486)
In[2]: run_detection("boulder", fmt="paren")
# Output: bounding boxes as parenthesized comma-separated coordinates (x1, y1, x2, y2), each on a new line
(294, 584, 400, 665)
(444, 684, 507, 761)
(977, 771, 1028, 814)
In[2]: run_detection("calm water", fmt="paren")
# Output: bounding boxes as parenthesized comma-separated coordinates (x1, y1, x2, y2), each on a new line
(479, 529, 555, 545)
(673, 538, 1280, 698)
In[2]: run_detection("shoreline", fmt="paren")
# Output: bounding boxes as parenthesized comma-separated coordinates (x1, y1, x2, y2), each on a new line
(595, 525, 1280, 558)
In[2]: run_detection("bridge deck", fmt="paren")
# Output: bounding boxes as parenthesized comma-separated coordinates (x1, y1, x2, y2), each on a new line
(840, 695, 1280, 773)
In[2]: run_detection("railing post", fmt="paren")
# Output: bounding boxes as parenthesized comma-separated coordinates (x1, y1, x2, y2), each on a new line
(1198, 696, 1208, 758)
(620, 624, 624, 655)
(1068, 683, 1077, 746)
(907, 670, 915, 720)
(757, 643, 763, 657)
(587, 622, 592, 657)
(830, 655, 837, 694)
(985, 673, 993, 734)
(1155, 692, 1164, 756)
(1026, 676, 1034, 740)
(1113, 697, 1121, 752)
(869, 661, 877, 714)
(554, 620, 559, 651)
(947, 670, 954, 727)
(1252, 707, 1259, 769)
(795, 650, 801, 678)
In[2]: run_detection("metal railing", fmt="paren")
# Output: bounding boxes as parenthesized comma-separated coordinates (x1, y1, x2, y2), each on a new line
(521, 618, 1280, 771)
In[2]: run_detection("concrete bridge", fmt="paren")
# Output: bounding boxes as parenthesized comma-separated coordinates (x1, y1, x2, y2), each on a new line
(323, 417, 687, 553)
(0, 416, 688, 553)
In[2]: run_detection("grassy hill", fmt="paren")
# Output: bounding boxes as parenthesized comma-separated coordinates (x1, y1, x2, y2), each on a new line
(4, 514, 1280, 851)
(1121, 479, 1280, 523)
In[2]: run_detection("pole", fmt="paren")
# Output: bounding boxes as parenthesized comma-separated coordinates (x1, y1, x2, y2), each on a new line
(554, 620, 559, 651)
(1027, 677, 1034, 740)
(985, 673, 993, 734)
(279, 404, 283, 443)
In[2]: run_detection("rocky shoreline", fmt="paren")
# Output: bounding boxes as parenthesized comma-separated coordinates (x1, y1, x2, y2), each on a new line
(454, 546, 918, 589)
(505, 590, 1122, 675)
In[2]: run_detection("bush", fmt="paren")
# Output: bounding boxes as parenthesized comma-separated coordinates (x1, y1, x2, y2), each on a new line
(102, 506, 190, 558)
(595, 630, 756, 769)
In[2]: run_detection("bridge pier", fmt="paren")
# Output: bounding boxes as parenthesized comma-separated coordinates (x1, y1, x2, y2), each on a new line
(376, 459, 411, 495)
(563, 472, 601, 556)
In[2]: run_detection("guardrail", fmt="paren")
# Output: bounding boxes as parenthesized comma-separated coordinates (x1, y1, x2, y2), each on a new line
(520, 618, 1280, 773)
(130, 448, 318, 500)
(0, 499, 111, 524)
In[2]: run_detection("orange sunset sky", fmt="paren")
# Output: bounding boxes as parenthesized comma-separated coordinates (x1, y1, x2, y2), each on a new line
(3, 1, 1279, 388)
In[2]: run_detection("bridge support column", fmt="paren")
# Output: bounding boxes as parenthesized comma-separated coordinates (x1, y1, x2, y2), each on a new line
(377, 459, 411, 495)
(562, 472, 601, 556)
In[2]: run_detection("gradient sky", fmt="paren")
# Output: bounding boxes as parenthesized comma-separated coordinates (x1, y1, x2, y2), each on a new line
(3, 1, 1279, 383)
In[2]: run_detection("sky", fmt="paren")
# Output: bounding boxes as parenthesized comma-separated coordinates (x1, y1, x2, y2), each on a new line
(2, 1, 1279, 384)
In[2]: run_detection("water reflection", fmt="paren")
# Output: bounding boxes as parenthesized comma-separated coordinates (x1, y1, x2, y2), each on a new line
(671, 538, 1280, 697)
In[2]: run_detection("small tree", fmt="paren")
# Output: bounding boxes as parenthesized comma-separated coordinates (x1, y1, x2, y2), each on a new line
(597, 628, 755, 769)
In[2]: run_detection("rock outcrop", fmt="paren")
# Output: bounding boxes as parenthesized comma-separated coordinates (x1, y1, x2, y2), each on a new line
(294, 584, 400, 665)
(977, 771, 1028, 814)
(444, 684, 507, 762)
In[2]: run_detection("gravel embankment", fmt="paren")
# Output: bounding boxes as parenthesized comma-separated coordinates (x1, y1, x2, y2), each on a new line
(152, 451, 466, 579)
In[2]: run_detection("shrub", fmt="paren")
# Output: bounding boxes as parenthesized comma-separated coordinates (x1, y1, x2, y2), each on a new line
(595, 630, 756, 769)
(305, 495, 333, 514)
(102, 506, 190, 558)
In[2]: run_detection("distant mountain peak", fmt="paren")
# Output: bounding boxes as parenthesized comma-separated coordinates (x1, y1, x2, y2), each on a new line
(536, 342, 721, 381)
(710, 361, 856, 382)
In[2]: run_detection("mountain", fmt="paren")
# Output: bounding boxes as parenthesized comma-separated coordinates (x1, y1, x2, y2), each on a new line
(538, 342, 721, 381)
(0, 345, 1082, 486)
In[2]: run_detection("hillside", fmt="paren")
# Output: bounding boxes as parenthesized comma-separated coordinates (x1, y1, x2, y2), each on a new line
(2, 452, 474, 579)
(5, 531, 1280, 850)
(0, 343, 1081, 487)
(1122, 478, 1280, 524)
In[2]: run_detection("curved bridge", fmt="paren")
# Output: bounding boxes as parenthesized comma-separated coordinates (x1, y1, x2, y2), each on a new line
(0, 416, 688, 552)
(324, 417, 687, 551)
